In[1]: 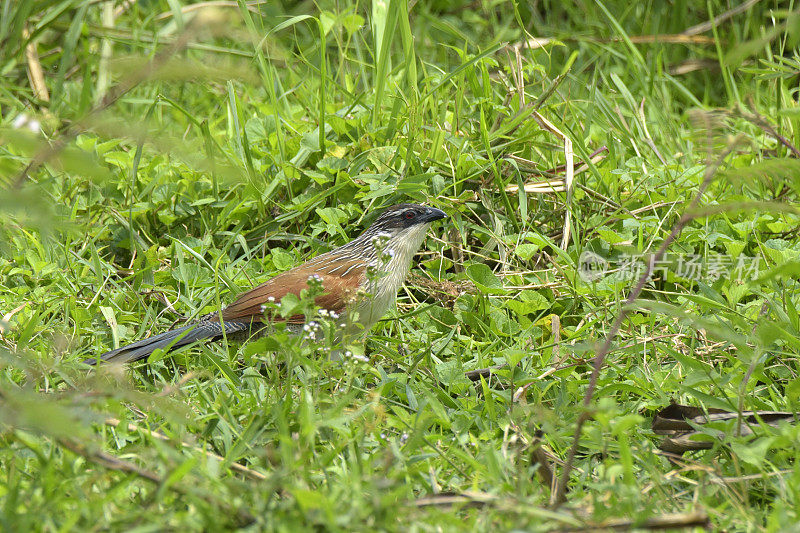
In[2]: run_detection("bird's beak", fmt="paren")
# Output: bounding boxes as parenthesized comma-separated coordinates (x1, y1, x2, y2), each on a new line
(422, 207, 447, 223)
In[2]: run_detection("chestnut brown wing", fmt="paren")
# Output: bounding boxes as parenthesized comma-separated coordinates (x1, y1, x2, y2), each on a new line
(215, 252, 367, 325)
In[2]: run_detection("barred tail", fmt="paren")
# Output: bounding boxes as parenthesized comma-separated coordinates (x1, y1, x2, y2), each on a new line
(84, 320, 249, 365)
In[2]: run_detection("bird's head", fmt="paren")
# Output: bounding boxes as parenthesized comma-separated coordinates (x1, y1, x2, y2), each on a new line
(352, 203, 447, 262)
(370, 203, 447, 233)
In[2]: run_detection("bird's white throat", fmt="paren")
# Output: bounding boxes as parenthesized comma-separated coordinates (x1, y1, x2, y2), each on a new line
(351, 222, 432, 331)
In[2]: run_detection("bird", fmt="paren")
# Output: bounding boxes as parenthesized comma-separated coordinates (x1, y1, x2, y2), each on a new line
(85, 203, 447, 365)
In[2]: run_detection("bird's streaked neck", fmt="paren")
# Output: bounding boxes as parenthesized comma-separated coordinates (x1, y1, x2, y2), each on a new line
(381, 223, 431, 270)
(346, 222, 432, 331)
(341, 222, 431, 269)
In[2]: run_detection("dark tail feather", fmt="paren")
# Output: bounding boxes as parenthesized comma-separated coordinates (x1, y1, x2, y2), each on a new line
(84, 320, 250, 365)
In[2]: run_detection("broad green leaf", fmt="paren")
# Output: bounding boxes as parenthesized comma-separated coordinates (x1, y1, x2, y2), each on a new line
(465, 263, 506, 294)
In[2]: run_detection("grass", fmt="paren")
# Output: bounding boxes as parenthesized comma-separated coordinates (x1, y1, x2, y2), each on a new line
(2, 0, 800, 530)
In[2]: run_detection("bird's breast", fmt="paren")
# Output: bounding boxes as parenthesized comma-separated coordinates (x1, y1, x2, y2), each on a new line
(346, 222, 431, 333)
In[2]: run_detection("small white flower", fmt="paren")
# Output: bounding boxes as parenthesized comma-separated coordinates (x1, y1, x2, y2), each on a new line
(267, 296, 275, 302)
(329, 311, 339, 319)
(344, 350, 368, 363)
(260, 305, 266, 312)
(319, 309, 329, 317)
(303, 324, 311, 332)
(12, 114, 41, 133)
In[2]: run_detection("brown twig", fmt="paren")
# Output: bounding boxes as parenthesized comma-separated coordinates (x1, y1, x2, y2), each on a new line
(58, 437, 255, 524)
(465, 365, 506, 382)
(113, 0, 139, 18)
(516, 34, 716, 52)
(1, 303, 29, 336)
(59, 438, 161, 482)
(504, 147, 608, 196)
(669, 59, 720, 76)
(736, 103, 800, 159)
(514, 362, 588, 403)
(628, 200, 682, 217)
(530, 434, 556, 494)
(576, 182, 623, 211)
(551, 135, 744, 507)
(614, 106, 646, 171)
(104, 416, 268, 481)
(562, 510, 710, 531)
(638, 98, 666, 165)
(448, 226, 465, 274)
(681, 0, 761, 36)
(95, 1, 115, 105)
(551, 314, 561, 362)
(531, 112, 574, 249)
(23, 27, 50, 104)
(711, 468, 792, 485)
(153, 0, 264, 20)
(490, 91, 514, 132)
(414, 491, 496, 509)
(508, 146, 608, 177)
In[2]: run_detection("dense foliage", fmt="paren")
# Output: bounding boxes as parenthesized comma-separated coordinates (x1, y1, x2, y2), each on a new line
(1, 0, 799, 530)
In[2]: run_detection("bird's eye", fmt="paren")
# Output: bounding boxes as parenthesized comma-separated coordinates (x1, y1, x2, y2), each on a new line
(404, 211, 415, 220)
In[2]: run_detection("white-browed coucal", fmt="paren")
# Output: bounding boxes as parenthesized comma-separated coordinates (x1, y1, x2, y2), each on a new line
(86, 203, 446, 364)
